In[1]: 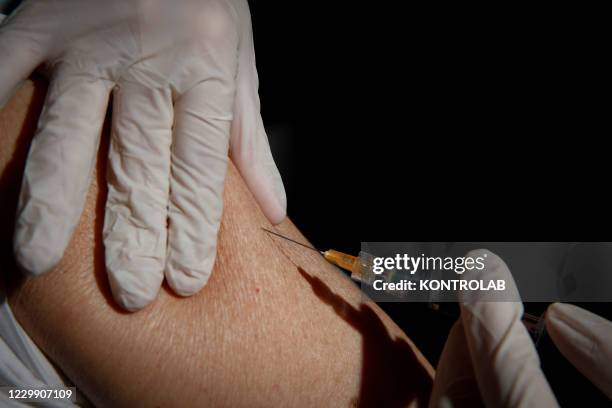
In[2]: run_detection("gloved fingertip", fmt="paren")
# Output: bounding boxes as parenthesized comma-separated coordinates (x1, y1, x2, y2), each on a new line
(166, 273, 210, 297)
(545, 303, 593, 354)
(545, 302, 565, 320)
(546, 304, 612, 400)
(106, 260, 165, 312)
(273, 173, 287, 212)
(544, 303, 563, 332)
(546, 302, 606, 340)
(165, 256, 215, 297)
(14, 242, 62, 277)
(113, 290, 156, 312)
(109, 277, 161, 312)
(547, 303, 589, 327)
(266, 199, 286, 226)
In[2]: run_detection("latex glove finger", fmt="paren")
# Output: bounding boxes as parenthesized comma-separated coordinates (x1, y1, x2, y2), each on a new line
(546, 303, 612, 399)
(229, 0, 286, 224)
(0, 4, 48, 107)
(14, 67, 112, 275)
(163, 4, 238, 296)
(103, 80, 173, 311)
(429, 321, 483, 408)
(165, 77, 235, 296)
(459, 249, 558, 407)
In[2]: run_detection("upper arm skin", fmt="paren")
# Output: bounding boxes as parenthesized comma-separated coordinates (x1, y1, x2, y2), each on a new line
(0, 79, 433, 407)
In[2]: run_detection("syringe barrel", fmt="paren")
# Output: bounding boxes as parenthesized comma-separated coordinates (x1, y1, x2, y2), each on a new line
(323, 250, 361, 276)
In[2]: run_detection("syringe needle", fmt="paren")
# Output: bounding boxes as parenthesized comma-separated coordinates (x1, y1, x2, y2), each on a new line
(262, 228, 322, 253)
(262, 228, 360, 278)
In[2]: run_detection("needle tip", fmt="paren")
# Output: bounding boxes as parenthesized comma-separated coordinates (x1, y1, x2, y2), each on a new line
(261, 227, 321, 253)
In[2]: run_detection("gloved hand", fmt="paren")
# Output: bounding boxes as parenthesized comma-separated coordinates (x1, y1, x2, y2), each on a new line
(429, 249, 612, 407)
(429, 249, 559, 407)
(0, 0, 286, 311)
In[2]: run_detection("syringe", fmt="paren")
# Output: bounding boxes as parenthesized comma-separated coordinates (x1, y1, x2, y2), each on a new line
(262, 228, 363, 279)
(262, 228, 547, 346)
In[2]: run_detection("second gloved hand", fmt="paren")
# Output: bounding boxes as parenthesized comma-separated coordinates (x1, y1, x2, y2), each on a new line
(429, 249, 559, 407)
(429, 250, 612, 406)
(2, 0, 286, 311)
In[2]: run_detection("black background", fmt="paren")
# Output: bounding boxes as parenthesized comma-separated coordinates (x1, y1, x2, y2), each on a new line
(251, 2, 608, 251)
(250, 1, 609, 405)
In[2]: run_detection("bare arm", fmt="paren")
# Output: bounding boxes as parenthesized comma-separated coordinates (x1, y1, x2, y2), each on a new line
(1, 79, 433, 407)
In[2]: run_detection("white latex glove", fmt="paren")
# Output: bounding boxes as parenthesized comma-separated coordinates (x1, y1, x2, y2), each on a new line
(429, 249, 559, 407)
(1, 0, 286, 311)
(546, 303, 612, 400)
